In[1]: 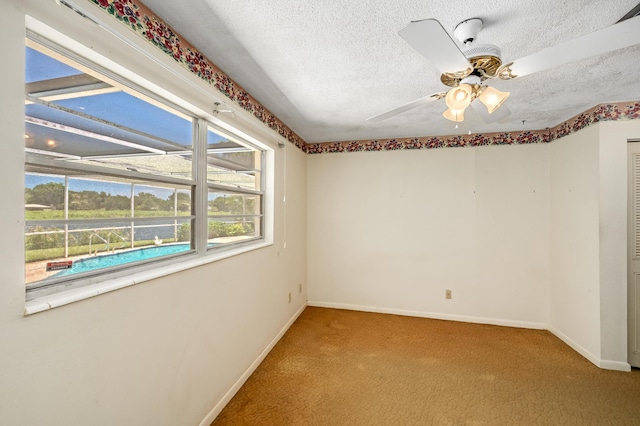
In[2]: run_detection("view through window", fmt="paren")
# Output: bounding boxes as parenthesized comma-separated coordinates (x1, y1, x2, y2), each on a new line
(25, 37, 264, 295)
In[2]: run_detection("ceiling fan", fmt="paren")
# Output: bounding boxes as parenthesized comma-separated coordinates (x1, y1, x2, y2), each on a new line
(368, 14, 640, 123)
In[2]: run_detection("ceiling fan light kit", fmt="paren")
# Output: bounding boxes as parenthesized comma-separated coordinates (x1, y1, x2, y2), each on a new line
(368, 14, 640, 126)
(440, 74, 509, 122)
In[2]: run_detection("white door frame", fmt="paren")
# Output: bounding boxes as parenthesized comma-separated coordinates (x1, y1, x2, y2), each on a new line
(627, 141, 640, 368)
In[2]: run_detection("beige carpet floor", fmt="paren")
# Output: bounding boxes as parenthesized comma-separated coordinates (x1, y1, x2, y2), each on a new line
(212, 307, 640, 425)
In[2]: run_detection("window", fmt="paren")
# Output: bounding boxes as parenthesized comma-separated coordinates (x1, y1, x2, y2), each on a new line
(25, 35, 266, 298)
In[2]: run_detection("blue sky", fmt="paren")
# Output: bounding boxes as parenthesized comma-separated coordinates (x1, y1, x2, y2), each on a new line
(26, 47, 231, 150)
(26, 48, 80, 83)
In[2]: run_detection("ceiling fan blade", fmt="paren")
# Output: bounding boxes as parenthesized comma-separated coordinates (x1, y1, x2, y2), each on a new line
(503, 15, 640, 79)
(367, 92, 445, 122)
(398, 19, 472, 74)
(471, 100, 511, 123)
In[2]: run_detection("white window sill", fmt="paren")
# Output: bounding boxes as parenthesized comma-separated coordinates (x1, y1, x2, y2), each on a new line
(25, 241, 272, 315)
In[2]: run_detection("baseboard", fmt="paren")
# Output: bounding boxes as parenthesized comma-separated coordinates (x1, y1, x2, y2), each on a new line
(307, 301, 547, 330)
(548, 326, 631, 372)
(547, 325, 601, 367)
(599, 359, 632, 371)
(199, 303, 307, 426)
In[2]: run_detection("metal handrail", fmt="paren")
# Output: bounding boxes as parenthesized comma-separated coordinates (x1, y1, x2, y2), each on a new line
(89, 232, 108, 255)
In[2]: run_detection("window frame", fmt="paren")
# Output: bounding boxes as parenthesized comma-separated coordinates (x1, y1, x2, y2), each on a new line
(24, 26, 272, 304)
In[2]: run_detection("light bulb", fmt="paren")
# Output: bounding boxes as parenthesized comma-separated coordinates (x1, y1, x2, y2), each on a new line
(455, 90, 468, 102)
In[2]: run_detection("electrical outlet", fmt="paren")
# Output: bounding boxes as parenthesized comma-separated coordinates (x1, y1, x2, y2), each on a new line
(299, 283, 302, 293)
(288, 292, 291, 303)
(445, 289, 452, 299)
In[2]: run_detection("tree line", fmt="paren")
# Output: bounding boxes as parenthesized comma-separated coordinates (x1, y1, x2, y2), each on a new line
(25, 182, 191, 212)
(25, 182, 255, 214)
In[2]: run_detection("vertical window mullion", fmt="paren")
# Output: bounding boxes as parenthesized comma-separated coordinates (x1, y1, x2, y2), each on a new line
(261, 150, 267, 240)
(193, 118, 209, 254)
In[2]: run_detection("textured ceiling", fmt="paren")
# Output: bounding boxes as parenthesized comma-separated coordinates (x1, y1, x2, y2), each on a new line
(141, 0, 640, 143)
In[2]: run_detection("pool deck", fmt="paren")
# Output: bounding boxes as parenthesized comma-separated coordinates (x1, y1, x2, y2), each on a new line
(26, 253, 93, 283)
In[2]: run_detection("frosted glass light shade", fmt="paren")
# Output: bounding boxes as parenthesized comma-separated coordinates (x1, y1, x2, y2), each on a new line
(445, 84, 473, 110)
(443, 107, 465, 122)
(478, 86, 510, 114)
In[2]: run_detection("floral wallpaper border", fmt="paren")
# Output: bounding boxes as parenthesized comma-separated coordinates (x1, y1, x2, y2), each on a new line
(88, 0, 308, 151)
(87, 1, 639, 155)
(307, 101, 640, 154)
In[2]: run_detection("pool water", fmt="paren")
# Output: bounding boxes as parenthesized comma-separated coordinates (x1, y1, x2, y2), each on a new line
(55, 243, 192, 276)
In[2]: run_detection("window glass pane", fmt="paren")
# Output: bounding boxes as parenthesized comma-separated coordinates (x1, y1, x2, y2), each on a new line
(26, 173, 192, 220)
(207, 190, 261, 247)
(208, 192, 260, 217)
(26, 218, 193, 286)
(207, 127, 261, 190)
(133, 184, 191, 218)
(54, 92, 192, 147)
(68, 176, 131, 219)
(26, 47, 81, 82)
(25, 45, 193, 180)
(207, 218, 260, 247)
(25, 171, 194, 286)
(25, 173, 65, 219)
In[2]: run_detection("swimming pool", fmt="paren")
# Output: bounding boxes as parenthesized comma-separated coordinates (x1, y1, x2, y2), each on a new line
(55, 243, 192, 277)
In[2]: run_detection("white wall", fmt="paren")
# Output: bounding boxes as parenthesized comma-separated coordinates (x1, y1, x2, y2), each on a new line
(308, 144, 550, 328)
(548, 120, 640, 369)
(0, 2, 306, 425)
(548, 125, 602, 361)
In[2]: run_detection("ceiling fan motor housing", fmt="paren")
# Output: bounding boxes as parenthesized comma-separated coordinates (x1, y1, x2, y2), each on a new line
(462, 44, 501, 61)
(453, 18, 483, 45)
